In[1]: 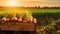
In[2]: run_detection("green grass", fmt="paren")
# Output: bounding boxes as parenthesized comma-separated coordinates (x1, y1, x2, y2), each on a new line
(28, 8, 60, 13)
(27, 8, 60, 18)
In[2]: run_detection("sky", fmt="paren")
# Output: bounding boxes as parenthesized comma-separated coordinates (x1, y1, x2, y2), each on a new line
(0, 0, 60, 7)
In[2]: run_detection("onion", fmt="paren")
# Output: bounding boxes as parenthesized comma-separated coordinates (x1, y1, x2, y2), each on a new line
(29, 16, 33, 23)
(27, 18, 30, 23)
(23, 20, 27, 23)
(34, 18, 37, 23)
(2, 17, 7, 22)
(12, 16, 17, 21)
(18, 18, 22, 22)
(6, 18, 9, 21)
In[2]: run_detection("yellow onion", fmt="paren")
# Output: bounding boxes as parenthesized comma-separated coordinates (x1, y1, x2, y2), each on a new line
(12, 16, 17, 21)
(29, 16, 33, 23)
(23, 20, 27, 23)
(18, 18, 22, 22)
(2, 17, 7, 22)
(6, 18, 10, 21)
(27, 18, 30, 23)
(29, 19, 33, 23)
(33, 18, 37, 23)
(22, 18, 27, 23)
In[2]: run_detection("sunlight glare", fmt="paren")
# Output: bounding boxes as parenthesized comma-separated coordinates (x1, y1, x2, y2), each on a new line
(7, 0, 17, 6)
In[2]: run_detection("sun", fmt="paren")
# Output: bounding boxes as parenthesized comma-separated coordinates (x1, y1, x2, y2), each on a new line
(7, 0, 17, 7)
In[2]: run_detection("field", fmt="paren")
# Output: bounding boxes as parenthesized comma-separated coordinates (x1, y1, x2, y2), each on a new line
(28, 8, 60, 34)
(0, 7, 60, 34)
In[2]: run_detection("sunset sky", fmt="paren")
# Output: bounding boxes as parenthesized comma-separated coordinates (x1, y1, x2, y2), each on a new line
(0, 0, 60, 7)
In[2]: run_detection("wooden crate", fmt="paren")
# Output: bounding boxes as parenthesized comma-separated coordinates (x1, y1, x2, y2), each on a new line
(0, 22, 35, 31)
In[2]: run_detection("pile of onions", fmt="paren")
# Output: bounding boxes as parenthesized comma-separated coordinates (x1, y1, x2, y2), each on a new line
(1, 12, 37, 23)
(1, 17, 37, 23)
